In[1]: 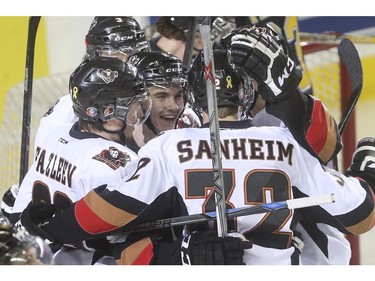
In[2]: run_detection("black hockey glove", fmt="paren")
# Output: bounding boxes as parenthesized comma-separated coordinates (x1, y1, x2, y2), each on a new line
(171, 230, 252, 265)
(345, 137, 375, 192)
(20, 201, 57, 243)
(229, 26, 302, 103)
(1, 184, 19, 219)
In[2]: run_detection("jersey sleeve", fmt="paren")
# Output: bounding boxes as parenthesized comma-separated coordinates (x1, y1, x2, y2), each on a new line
(293, 147, 375, 235)
(41, 156, 186, 243)
(266, 90, 342, 164)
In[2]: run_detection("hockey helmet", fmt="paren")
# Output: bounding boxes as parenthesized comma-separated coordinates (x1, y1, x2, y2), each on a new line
(85, 16, 150, 60)
(188, 49, 255, 111)
(128, 51, 188, 88)
(69, 57, 151, 126)
(0, 214, 53, 265)
(164, 16, 194, 34)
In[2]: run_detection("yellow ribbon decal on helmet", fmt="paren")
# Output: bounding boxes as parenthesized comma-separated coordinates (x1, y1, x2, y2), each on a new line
(226, 75, 233, 89)
(72, 86, 79, 99)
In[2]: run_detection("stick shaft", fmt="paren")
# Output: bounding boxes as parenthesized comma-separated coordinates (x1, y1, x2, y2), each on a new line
(123, 194, 335, 233)
(197, 16, 228, 237)
(19, 16, 41, 185)
(182, 17, 196, 70)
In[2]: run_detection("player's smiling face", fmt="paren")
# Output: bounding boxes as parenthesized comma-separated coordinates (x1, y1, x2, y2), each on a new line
(148, 84, 184, 133)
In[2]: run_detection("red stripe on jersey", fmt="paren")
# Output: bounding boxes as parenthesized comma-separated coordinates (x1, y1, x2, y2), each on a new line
(306, 99, 327, 155)
(75, 199, 117, 234)
(132, 242, 154, 265)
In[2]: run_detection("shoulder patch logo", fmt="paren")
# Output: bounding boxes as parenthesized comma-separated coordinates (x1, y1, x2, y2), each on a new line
(92, 146, 131, 170)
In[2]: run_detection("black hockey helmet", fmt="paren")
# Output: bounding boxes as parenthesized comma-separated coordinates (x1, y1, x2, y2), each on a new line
(188, 49, 255, 111)
(85, 16, 150, 59)
(69, 57, 151, 126)
(0, 214, 53, 265)
(128, 51, 188, 88)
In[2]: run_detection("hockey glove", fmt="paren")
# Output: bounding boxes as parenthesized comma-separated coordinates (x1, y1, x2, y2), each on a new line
(20, 201, 57, 243)
(172, 230, 252, 265)
(1, 184, 19, 219)
(229, 26, 302, 103)
(211, 17, 237, 47)
(345, 137, 375, 192)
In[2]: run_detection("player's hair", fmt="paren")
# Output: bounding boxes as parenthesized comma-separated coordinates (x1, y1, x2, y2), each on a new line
(85, 16, 150, 59)
(188, 49, 255, 113)
(69, 57, 150, 125)
(156, 16, 194, 42)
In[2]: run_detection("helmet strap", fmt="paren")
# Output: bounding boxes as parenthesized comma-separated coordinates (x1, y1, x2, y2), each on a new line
(98, 122, 127, 145)
(144, 118, 158, 136)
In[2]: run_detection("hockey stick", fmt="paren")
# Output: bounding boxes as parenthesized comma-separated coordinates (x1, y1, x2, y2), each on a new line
(121, 194, 335, 233)
(337, 38, 363, 136)
(19, 16, 41, 185)
(197, 16, 228, 237)
(182, 17, 196, 70)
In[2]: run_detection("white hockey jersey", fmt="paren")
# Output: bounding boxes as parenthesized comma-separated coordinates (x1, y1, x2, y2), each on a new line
(14, 121, 137, 217)
(38, 121, 374, 265)
(105, 122, 373, 265)
(12, 121, 138, 264)
(33, 94, 77, 158)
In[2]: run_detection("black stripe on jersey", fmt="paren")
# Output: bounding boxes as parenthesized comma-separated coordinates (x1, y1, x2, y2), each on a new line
(105, 186, 188, 237)
(299, 218, 329, 259)
(334, 194, 374, 229)
(292, 187, 348, 234)
(95, 185, 147, 216)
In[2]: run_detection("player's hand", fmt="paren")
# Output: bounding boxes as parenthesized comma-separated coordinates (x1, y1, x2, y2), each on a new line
(229, 26, 302, 103)
(1, 184, 19, 219)
(20, 201, 57, 243)
(172, 230, 252, 265)
(345, 137, 375, 192)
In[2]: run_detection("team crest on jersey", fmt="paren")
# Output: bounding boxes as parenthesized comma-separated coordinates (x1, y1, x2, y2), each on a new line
(92, 146, 131, 170)
(97, 69, 118, 84)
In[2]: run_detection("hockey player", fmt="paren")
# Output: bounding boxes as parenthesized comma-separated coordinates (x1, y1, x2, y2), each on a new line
(85, 16, 151, 61)
(124, 51, 191, 152)
(19, 48, 375, 265)
(149, 16, 203, 129)
(149, 16, 202, 62)
(225, 24, 352, 264)
(217, 24, 341, 165)
(13, 56, 250, 265)
(1, 16, 151, 219)
(0, 213, 53, 265)
(9, 57, 152, 265)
